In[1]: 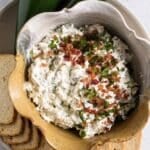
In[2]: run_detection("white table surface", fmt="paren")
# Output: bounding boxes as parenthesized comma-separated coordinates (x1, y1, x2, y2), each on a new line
(119, 1, 150, 150)
(118, 0, 150, 33)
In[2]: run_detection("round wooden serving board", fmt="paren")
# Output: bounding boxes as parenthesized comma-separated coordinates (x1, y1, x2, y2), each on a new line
(93, 132, 141, 150)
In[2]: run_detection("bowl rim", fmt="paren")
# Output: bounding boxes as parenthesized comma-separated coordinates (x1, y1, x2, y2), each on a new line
(0, 0, 16, 17)
(107, 0, 150, 40)
(16, 0, 150, 55)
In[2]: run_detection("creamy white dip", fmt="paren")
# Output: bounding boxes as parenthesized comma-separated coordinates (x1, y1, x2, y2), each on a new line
(25, 24, 138, 138)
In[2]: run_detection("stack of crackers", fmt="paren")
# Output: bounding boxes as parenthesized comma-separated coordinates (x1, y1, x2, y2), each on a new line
(0, 55, 53, 150)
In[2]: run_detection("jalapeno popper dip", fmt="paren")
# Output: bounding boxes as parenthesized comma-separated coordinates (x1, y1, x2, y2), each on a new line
(25, 24, 138, 138)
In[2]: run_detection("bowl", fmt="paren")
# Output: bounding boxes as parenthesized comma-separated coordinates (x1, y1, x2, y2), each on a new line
(9, 0, 150, 149)
(0, 0, 16, 17)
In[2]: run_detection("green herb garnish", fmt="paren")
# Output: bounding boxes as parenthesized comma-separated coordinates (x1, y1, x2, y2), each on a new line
(49, 40, 57, 49)
(80, 38, 88, 49)
(120, 68, 125, 72)
(104, 41, 114, 51)
(107, 109, 115, 113)
(63, 36, 71, 43)
(93, 67, 100, 75)
(120, 102, 128, 107)
(101, 67, 109, 77)
(83, 88, 97, 99)
(99, 111, 109, 117)
(104, 101, 109, 108)
(89, 55, 103, 66)
(79, 130, 86, 138)
(79, 111, 84, 121)
(84, 51, 94, 57)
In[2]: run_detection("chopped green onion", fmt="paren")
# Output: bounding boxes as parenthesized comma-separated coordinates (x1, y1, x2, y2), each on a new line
(116, 67, 120, 71)
(79, 111, 84, 121)
(79, 130, 86, 138)
(49, 40, 57, 49)
(93, 67, 100, 75)
(120, 103, 128, 107)
(63, 36, 71, 43)
(84, 51, 94, 57)
(63, 36, 68, 43)
(90, 55, 103, 66)
(80, 38, 87, 48)
(104, 41, 114, 51)
(83, 88, 97, 99)
(99, 111, 109, 117)
(101, 67, 109, 77)
(104, 101, 109, 108)
(120, 68, 125, 72)
(107, 109, 115, 113)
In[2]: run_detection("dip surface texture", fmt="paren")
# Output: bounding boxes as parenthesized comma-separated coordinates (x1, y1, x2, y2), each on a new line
(25, 24, 138, 138)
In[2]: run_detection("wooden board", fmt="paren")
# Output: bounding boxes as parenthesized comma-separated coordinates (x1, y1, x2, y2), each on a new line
(94, 132, 141, 150)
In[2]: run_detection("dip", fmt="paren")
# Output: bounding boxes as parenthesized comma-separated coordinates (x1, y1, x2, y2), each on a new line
(25, 24, 138, 138)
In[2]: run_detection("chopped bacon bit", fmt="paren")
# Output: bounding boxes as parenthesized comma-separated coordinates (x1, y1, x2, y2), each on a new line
(108, 85, 120, 93)
(96, 98, 104, 106)
(90, 72, 96, 79)
(64, 55, 71, 61)
(91, 79, 99, 85)
(91, 97, 104, 108)
(60, 42, 66, 48)
(66, 43, 73, 51)
(61, 41, 85, 65)
(116, 90, 129, 100)
(84, 107, 98, 114)
(76, 55, 85, 65)
(91, 99, 97, 106)
(115, 91, 124, 99)
(103, 127, 110, 132)
(71, 48, 81, 55)
(124, 93, 129, 99)
(72, 57, 77, 66)
(85, 84, 90, 88)
(104, 53, 113, 62)
(86, 67, 92, 74)
(107, 118, 113, 124)
(59, 47, 64, 52)
(113, 85, 119, 89)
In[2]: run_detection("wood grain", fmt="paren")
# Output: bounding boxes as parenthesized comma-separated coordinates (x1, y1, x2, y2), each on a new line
(93, 132, 142, 150)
